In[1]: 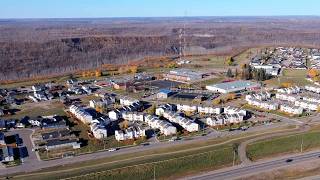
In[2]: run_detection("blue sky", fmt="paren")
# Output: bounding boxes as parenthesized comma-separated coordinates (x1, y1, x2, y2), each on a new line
(1, 0, 320, 18)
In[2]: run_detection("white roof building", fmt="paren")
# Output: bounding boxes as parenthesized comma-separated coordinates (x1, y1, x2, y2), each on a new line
(155, 104, 176, 116)
(206, 80, 260, 94)
(280, 104, 303, 115)
(252, 65, 280, 76)
(206, 116, 224, 126)
(91, 123, 108, 139)
(115, 126, 146, 141)
(89, 98, 114, 109)
(108, 110, 122, 121)
(198, 106, 222, 115)
(305, 85, 320, 94)
(163, 111, 199, 132)
(206, 113, 244, 126)
(224, 106, 247, 116)
(119, 97, 139, 106)
(295, 100, 319, 111)
(69, 105, 93, 124)
(145, 115, 177, 136)
(122, 112, 145, 122)
(177, 104, 197, 113)
(275, 93, 299, 102)
(276, 86, 301, 94)
(246, 96, 279, 111)
(302, 96, 320, 104)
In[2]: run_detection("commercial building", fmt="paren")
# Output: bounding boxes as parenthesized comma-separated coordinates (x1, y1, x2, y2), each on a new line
(157, 89, 175, 99)
(206, 80, 260, 94)
(45, 139, 81, 150)
(164, 69, 204, 83)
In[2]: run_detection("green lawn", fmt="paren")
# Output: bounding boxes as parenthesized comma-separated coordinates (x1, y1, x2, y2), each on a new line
(77, 147, 236, 180)
(15, 144, 238, 180)
(264, 76, 311, 87)
(282, 69, 308, 77)
(246, 131, 320, 161)
(232, 48, 261, 66)
(261, 63, 311, 87)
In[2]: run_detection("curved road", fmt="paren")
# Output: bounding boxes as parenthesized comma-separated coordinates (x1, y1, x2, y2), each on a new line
(186, 150, 320, 180)
(238, 124, 310, 165)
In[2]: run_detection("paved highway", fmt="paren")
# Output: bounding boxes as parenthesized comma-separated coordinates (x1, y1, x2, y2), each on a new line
(186, 151, 320, 180)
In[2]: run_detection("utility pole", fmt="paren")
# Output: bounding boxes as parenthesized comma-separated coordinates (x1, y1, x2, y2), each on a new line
(233, 150, 236, 166)
(300, 138, 304, 153)
(153, 164, 156, 180)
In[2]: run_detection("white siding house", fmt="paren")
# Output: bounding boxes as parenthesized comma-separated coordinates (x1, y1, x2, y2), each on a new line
(197, 106, 222, 115)
(69, 105, 93, 124)
(279, 104, 303, 115)
(145, 115, 177, 136)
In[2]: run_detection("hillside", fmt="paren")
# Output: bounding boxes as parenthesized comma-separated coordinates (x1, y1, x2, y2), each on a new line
(2, 17, 320, 81)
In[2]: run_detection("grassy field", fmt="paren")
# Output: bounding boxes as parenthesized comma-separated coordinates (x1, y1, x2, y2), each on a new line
(264, 68, 310, 87)
(282, 69, 308, 77)
(188, 55, 228, 69)
(246, 131, 320, 161)
(15, 144, 238, 180)
(232, 48, 261, 66)
(71, 147, 236, 180)
(265, 76, 310, 87)
(2, 100, 66, 120)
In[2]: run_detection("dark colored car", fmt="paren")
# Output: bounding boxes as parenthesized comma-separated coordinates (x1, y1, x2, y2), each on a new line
(286, 159, 293, 163)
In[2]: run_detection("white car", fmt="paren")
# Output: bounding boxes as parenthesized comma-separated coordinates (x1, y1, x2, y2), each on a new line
(108, 148, 117, 152)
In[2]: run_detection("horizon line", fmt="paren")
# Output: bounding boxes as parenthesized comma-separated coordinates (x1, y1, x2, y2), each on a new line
(0, 15, 319, 20)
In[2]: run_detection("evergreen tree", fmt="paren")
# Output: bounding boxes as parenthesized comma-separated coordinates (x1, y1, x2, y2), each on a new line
(226, 68, 233, 77)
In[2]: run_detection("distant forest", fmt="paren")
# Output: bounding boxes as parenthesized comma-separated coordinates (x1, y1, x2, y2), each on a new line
(2, 17, 320, 81)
